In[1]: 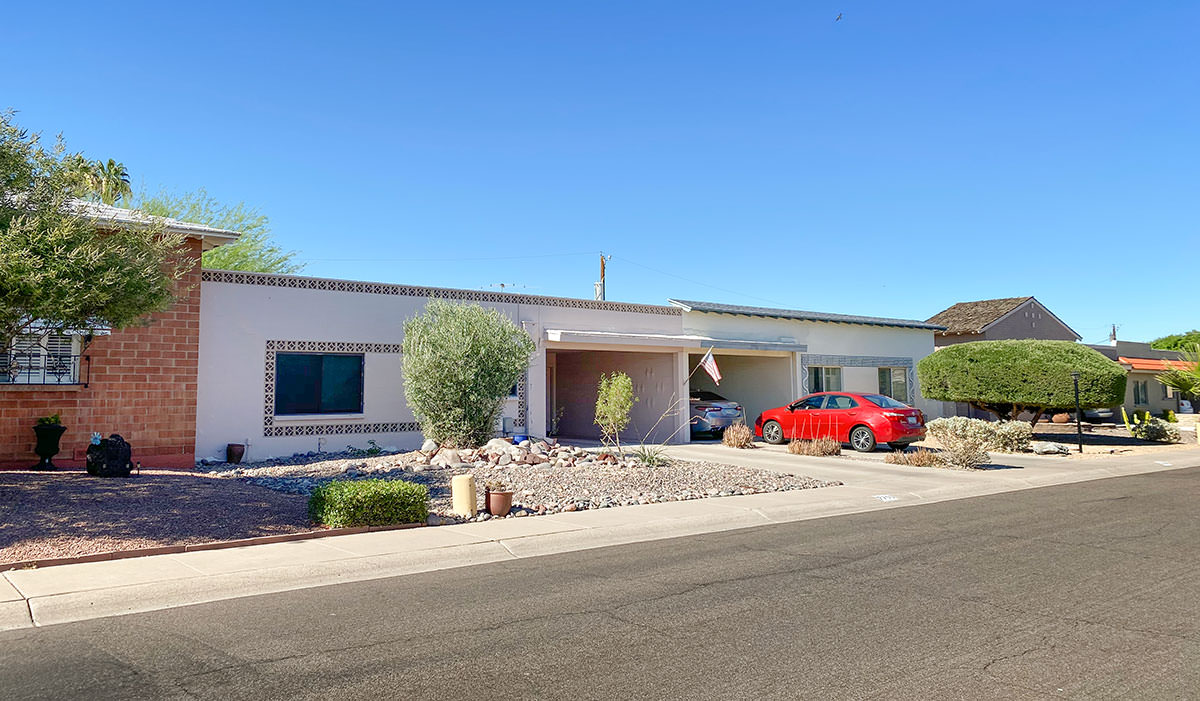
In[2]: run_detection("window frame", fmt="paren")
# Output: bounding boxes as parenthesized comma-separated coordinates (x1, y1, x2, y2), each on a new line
(877, 367, 909, 404)
(810, 366, 842, 393)
(274, 352, 366, 417)
(2, 332, 82, 385)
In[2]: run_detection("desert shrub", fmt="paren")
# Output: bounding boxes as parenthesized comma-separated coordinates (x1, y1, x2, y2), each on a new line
(595, 372, 636, 455)
(991, 421, 1033, 453)
(631, 443, 668, 466)
(925, 417, 991, 469)
(917, 340, 1127, 422)
(1130, 417, 1180, 443)
(402, 299, 535, 448)
(787, 438, 841, 456)
(721, 423, 754, 449)
(1162, 410, 1177, 423)
(308, 479, 429, 527)
(885, 449, 942, 467)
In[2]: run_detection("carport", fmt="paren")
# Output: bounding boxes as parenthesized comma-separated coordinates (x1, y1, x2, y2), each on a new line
(688, 350, 798, 432)
(546, 348, 681, 443)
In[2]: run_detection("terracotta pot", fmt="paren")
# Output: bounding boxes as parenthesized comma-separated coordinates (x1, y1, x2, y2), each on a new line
(32, 424, 66, 471)
(226, 443, 246, 464)
(486, 489, 514, 517)
(1051, 413, 1071, 424)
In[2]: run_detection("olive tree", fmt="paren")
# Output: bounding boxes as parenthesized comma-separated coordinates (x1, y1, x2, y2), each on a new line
(917, 339, 1126, 425)
(401, 299, 535, 447)
(0, 111, 191, 345)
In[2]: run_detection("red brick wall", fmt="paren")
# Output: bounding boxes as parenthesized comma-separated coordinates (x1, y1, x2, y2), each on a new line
(0, 238, 203, 469)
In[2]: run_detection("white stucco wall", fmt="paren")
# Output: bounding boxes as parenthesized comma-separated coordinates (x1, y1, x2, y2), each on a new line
(196, 274, 686, 460)
(681, 311, 941, 418)
(196, 273, 940, 460)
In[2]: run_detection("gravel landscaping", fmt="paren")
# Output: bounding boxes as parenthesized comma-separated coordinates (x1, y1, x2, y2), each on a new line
(0, 469, 311, 565)
(197, 439, 840, 523)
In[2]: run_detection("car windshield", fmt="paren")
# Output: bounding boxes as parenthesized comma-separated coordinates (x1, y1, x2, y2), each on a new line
(690, 391, 727, 401)
(863, 394, 908, 409)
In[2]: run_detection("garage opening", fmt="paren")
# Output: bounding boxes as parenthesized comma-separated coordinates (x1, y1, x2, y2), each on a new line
(687, 352, 794, 439)
(547, 349, 679, 443)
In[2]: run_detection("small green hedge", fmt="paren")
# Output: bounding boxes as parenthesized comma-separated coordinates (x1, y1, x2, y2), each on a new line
(308, 479, 430, 527)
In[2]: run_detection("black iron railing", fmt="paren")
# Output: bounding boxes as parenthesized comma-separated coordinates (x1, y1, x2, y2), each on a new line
(0, 353, 86, 385)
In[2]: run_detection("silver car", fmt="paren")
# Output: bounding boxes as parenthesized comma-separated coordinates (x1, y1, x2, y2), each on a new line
(689, 390, 745, 437)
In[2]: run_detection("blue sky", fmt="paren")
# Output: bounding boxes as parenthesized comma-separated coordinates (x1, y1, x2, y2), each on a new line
(4, 1, 1195, 343)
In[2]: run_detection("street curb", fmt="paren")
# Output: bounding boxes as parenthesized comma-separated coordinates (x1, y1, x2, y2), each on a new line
(0, 522, 425, 572)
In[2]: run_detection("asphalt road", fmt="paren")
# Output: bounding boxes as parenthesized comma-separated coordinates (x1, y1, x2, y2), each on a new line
(3, 467, 1199, 700)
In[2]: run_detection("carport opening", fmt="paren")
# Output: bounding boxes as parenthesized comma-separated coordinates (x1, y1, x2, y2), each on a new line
(547, 349, 678, 443)
(687, 352, 795, 439)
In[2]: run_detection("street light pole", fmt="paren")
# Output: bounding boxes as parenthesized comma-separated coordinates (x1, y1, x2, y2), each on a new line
(1071, 371, 1083, 454)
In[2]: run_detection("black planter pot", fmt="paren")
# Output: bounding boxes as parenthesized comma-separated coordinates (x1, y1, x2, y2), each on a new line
(32, 424, 67, 471)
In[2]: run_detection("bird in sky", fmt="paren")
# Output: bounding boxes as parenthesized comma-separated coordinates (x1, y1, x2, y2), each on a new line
(835, 12, 843, 21)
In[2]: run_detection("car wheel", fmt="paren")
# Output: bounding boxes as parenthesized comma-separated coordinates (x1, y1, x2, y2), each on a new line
(850, 426, 877, 452)
(888, 442, 910, 451)
(762, 420, 785, 445)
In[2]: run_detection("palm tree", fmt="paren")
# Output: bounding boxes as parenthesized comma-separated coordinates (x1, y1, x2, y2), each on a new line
(1157, 343, 1200, 403)
(89, 159, 132, 205)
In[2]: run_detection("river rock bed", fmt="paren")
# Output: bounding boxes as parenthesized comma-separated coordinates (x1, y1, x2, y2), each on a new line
(196, 439, 841, 524)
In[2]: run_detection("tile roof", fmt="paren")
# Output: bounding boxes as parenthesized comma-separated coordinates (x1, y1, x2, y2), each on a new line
(1119, 356, 1196, 372)
(925, 296, 1033, 335)
(667, 299, 946, 331)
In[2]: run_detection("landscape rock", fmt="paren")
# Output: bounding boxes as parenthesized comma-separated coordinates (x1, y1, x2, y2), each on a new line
(421, 439, 438, 452)
(1032, 441, 1071, 455)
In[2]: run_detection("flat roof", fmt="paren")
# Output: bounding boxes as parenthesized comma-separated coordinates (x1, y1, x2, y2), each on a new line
(668, 299, 946, 331)
(73, 201, 242, 246)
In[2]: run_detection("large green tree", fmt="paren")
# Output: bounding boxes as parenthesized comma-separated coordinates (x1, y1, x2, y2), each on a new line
(401, 299, 535, 447)
(64, 155, 132, 205)
(0, 111, 191, 343)
(918, 339, 1127, 424)
(136, 188, 303, 274)
(1152, 330, 1200, 352)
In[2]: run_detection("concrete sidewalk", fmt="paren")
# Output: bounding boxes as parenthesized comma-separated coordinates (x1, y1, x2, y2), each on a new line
(3, 444, 1198, 631)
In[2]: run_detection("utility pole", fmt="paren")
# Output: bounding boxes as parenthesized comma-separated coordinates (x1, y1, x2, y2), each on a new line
(594, 252, 611, 301)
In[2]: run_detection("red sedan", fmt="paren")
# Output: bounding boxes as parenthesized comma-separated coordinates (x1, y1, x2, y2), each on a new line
(754, 392, 925, 452)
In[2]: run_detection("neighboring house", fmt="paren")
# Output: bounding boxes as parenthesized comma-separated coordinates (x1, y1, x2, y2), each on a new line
(195, 272, 946, 462)
(0, 204, 240, 468)
(1088, 341, 1188, 419)
(926, 296, 1082, 419)
(926, 296, 1081, 347)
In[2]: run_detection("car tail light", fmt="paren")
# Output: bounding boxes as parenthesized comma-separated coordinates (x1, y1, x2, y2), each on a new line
(735, 406, 743, 412)
(883, 411, 906, 418)
(694, 405, 716, 412)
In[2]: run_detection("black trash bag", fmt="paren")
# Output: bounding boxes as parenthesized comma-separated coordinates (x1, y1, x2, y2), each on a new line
(85, 434, 134, 478)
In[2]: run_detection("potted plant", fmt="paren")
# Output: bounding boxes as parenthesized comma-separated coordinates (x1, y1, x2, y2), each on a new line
(32, 413, 67, 471)
(484, 480, 514, 517)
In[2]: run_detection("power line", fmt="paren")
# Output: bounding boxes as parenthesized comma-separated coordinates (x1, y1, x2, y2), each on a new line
(297, 251, 597, 263)
(609, 254, 792, 308)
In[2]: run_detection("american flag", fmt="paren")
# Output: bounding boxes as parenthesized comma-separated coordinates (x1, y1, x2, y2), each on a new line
(699, 348, 721, 385)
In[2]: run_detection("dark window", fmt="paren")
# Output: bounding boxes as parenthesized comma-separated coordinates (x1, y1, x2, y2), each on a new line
(863, 394, 908, 409)
(275, 353, 364, 415)
(825, 395, 858, 410)
(793, 395, 827, 410)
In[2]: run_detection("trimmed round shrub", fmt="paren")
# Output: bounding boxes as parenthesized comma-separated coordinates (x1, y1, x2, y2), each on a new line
(918, 340, 1126, 421)
(308, 479, 430, 527)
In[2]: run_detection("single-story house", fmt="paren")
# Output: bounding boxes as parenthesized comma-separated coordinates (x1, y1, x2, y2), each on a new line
(194, 272, 946, 462)
(0, 203, 240, 468)
(3, 203, 946, 466)
(1088, 341, 1190, 419)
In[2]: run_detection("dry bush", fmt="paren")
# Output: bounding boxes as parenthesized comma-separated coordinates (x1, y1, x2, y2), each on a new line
(787, 438, 841, 456)
(721, 423, 754, 449)
(885, 449, 943, 467)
